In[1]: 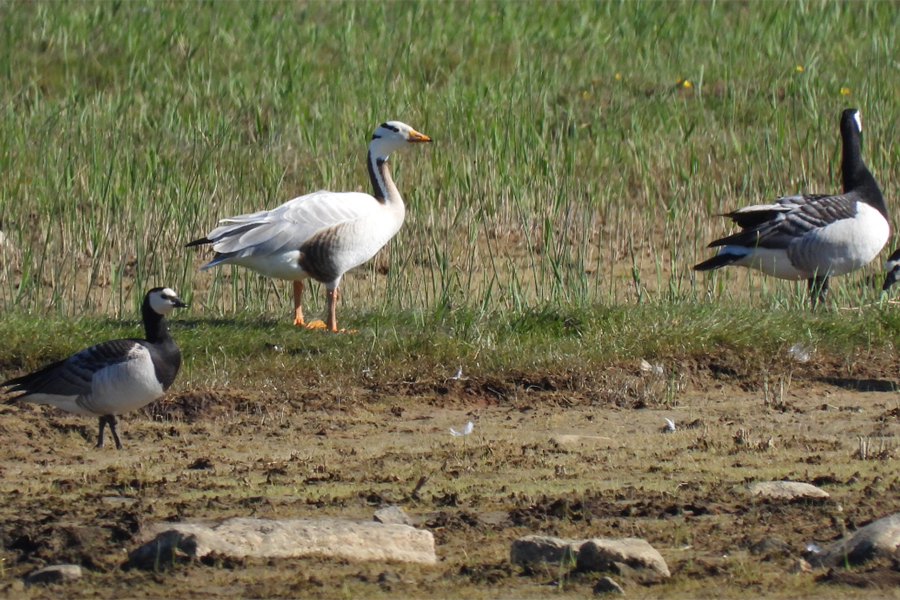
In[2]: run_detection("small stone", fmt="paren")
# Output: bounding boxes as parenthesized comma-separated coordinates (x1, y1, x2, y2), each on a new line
(550, 435, 618, 448)
(593, 576, 625, 595)
(577, 538, 670, 578)
(510, 535, 580, 565)
(789, 559, 813, 574)
(374, 506, 412, 526)
(24, 564, 83, 585)
(749, 537, 792, 556)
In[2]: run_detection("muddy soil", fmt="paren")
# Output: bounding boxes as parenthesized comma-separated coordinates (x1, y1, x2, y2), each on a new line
(1, 356, 900, 598)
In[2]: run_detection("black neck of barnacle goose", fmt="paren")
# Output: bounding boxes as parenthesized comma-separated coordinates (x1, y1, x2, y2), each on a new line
(141, 297, 174, 345)
(841, 114, 887, 219)
(366, 149, 400, 204)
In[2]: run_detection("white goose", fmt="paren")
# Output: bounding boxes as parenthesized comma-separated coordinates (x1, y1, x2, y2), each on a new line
(188, 121, 432, 331)
(694, 108, 889, 306)
(2, 288, 187, 449)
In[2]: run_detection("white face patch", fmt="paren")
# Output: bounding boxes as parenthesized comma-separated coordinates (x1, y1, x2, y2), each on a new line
(854, 111, 862, 132)
(148, 288, 181, 314)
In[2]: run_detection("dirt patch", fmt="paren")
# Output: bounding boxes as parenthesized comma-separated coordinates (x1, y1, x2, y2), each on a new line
(0, 360, 899, 598)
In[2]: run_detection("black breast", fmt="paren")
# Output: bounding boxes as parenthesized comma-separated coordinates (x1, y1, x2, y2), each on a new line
(146, 340, 182, 391)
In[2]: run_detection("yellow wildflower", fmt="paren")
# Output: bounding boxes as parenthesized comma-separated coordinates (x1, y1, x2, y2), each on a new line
(840, 86, 851, 96)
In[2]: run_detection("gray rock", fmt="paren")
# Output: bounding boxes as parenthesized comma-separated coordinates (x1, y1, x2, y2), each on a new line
(374, 505, 412, 526)
(593, 576, 625, 595)
(810, 513, 900, 568)
(577, 539, 670, 578)
(510, 535, 580, 565)
(511, 535, 669, 578)
(24, 564, 82, 585)
(743, 481, 829, 500)
(128, 517, 435, 568)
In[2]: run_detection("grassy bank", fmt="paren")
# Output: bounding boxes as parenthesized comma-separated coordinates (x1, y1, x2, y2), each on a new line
(2, 1, 900, 324)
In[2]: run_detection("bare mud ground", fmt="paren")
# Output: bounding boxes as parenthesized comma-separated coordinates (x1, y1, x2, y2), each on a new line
(1, 354, 900, 599)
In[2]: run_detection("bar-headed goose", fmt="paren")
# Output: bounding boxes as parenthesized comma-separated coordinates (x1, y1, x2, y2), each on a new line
(2, 288, 187, 449)
(188, 120, 432, 331)
(694, 108, 888, 306)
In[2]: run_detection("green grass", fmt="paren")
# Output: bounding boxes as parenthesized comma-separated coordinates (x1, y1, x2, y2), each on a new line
(3, 1, 900, 369)
(3, 300, 898, 397)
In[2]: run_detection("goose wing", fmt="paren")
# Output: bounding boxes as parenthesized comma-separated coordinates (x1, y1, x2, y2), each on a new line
(3, 339, 143, 398)
(203, 190, 381, 260)
(710, 193, 858, 250)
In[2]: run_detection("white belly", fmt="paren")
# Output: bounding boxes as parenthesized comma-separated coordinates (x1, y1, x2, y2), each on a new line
(86, 350, 166, 415)
(229, 250, 310, 281)
(727, 247, 808, 280)
(788, 204, 890, 277)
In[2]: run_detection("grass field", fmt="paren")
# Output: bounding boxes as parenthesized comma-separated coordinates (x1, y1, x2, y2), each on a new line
(3, 2, 900, 598)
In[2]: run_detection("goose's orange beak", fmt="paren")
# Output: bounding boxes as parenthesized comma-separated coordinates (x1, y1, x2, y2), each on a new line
(408, 129, 432, 143)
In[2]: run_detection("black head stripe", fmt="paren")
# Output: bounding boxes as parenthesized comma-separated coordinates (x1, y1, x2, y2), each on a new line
(371, 134, 382, 140)
(380, 123, 399, 133)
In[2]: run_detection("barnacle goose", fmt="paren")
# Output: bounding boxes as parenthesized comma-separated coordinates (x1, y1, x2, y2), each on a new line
(883, 248, 900, 291)
(694, 109, 889, 306)
(188, 121, 432, 332)
(2, 288, 187, 449)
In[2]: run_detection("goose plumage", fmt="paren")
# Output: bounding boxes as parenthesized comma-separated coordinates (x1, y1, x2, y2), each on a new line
(2, 288, 187, 449)
(883, 248, 900, 291)
(694, 108, 889, 306)
(188, 120, 432, 331)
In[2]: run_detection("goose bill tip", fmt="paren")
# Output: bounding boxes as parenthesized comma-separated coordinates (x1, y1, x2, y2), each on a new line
(408, 129, 432, 143)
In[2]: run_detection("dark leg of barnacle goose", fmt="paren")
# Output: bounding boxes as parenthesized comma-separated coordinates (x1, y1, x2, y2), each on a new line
(808, 275, 829, 308)
(97, 415, 124, 450)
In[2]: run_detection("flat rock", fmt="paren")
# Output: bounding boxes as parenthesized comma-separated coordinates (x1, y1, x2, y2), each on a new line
(24, 564, 82, 585)
(810, 513, 900, 568)
(374, 506, 413, 526)
(128, 517, 435, 568)
(577, 538, 670, 578)
(510, 535, 580, 565)
(593, 576, 625, 594)
(743, 481, 829, 500)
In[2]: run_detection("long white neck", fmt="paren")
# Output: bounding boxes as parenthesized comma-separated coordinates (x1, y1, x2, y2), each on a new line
(367, 149, 403, 206)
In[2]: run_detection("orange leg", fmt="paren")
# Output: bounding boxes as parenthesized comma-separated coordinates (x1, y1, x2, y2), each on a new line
(292, 281, 305, 326)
